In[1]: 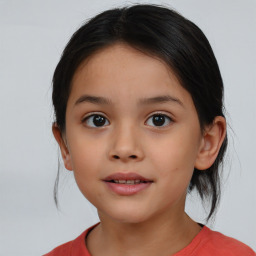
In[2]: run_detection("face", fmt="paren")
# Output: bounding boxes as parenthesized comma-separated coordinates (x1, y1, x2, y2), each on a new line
(61, 43, 205, 224)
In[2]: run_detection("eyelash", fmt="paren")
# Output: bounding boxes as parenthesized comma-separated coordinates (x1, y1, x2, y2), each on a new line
(81, 112, 174, 129)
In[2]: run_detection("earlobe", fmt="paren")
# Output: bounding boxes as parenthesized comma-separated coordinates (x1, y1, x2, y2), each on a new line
(52, 123, 73, 171)
(195, 116, 226, 170)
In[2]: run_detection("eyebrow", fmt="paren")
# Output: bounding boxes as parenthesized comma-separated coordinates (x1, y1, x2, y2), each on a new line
(74, 94, 183, 107)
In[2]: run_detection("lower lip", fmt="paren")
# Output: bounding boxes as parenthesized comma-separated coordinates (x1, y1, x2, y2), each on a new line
(104, 181, 152, 196)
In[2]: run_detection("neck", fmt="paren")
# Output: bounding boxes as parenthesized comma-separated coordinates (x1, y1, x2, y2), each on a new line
(87, 211, 202, 256)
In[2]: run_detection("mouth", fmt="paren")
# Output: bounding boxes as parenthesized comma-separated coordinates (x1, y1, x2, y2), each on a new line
(103, 172, 153, 195)
(103, 172, 153, 184)
(106, 179, 151, 184)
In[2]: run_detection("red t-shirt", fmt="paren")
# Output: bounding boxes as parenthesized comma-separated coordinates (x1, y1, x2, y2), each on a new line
(44, 223, 255, 256)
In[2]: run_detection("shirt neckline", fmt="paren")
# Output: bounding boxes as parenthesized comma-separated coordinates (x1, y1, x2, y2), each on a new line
(81, 222, 209, 256)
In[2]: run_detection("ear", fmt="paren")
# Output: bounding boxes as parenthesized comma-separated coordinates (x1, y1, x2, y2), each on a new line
(195, 116, 226, 170)
(52, 123, 73, 171)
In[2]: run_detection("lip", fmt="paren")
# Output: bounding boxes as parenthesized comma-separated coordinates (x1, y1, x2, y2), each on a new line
(103, 172, 153, 196)
(104, 172, 152, 182)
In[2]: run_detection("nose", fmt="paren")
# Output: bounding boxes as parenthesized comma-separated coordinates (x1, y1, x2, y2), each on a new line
(108, 124, 144, 162)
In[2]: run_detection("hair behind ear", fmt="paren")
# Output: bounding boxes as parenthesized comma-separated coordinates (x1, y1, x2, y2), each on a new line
(189, 116, 227, 222)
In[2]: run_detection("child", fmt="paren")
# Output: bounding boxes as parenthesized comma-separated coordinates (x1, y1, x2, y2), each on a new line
(44, 4, 255, 256)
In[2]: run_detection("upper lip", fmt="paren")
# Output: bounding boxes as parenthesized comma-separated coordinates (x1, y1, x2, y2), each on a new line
(103, 172, 153, 182)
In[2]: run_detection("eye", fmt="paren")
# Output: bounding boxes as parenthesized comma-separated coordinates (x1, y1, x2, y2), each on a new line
(145, 113, 173, 128)
(82, 114, 110, 128)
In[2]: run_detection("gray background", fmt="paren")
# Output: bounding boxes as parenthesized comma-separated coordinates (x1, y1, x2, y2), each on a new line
(0, 0, 255, 255)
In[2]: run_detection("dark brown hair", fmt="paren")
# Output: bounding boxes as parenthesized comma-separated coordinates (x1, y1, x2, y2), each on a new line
(52, 4, 227, 221)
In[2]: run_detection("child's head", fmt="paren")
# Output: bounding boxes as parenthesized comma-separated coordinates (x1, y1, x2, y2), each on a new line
(52, 4, 227, 222)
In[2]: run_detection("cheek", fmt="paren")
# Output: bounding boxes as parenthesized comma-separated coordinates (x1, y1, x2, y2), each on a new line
(68, 134, 106, 187)
(149, 127, 200, 184)
(69, 131, 104, 166)
(69, 139, 105, 203)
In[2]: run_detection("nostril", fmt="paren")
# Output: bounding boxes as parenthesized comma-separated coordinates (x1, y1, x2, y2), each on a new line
(112, 155, 137, 159)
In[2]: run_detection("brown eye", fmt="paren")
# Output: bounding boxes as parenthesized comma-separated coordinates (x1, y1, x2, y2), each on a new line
(83, 114, 110, 127)
(146, 114, 172, 127)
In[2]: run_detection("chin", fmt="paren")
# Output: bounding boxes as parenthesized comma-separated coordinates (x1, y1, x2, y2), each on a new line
(103, 206, 152, 225)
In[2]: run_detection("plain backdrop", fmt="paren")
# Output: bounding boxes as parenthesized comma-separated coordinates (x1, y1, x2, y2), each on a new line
(0, 0, 255, 255)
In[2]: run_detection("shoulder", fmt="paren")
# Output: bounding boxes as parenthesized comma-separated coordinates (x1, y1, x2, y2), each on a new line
(43, 223, 100, 256)
(197, 226, 256, 256)
(43, 240, 73, 256)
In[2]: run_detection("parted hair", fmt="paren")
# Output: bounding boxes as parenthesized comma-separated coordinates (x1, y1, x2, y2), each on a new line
(52, 4, 227, 221)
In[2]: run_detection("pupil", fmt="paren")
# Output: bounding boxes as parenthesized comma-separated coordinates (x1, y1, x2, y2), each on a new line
(93, 115, 106, 126)
(153, 115, 165, 126)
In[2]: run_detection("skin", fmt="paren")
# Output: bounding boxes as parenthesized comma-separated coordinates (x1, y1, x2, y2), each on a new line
(53, 43, 226, 256)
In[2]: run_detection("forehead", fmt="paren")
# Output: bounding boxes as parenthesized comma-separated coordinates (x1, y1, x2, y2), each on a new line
(68, 43, 192, 107)
(73, 43, 174, 81)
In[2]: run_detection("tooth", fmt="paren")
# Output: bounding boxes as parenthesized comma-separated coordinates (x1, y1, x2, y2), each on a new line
(126, 180, 135, 184)
(119, 180, 126, 184)
(135, 180, 140, 184)
(114, 180, 119, 183)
